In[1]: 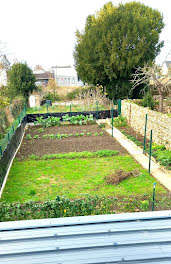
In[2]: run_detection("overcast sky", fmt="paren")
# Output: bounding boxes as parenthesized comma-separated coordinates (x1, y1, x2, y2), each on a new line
(0, 0, 170, 70)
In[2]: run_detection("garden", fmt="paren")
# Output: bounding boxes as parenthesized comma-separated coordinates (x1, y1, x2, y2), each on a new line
(0, 113, 171, 222)
(113, 115, 171, 171)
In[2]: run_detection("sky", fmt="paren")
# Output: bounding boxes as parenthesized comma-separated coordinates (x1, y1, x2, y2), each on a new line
(0, 0, 170, 70)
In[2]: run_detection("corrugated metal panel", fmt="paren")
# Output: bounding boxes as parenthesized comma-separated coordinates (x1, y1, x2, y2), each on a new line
(0, 211, 171, 264)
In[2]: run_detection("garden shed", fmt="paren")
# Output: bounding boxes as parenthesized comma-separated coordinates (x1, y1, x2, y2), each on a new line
(0, 211, 171, 263)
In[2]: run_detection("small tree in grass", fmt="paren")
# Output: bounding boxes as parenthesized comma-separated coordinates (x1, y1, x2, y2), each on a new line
(8, 63, 36, 100)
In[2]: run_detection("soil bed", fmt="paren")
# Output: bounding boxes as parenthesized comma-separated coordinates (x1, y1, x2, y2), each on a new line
(118, 126, 150, 146)
(17, 124, 128, 158)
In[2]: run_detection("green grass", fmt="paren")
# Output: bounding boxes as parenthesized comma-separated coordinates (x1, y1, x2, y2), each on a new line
(1, 155, 167, 203)
(27, 103, 109, 114)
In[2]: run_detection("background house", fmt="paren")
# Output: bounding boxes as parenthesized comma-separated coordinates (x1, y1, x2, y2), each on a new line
(162, 60, 171, 76)
(0, 55, 10, 87)
(33, 65, 54, 87)
(51, 65, 83, 87)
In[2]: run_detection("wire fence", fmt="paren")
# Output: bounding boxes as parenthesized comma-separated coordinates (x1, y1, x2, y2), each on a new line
(0, 105, 27, 157)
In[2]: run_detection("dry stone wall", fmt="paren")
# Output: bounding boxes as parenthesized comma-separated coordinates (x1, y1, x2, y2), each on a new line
(121, 100, 171, 149)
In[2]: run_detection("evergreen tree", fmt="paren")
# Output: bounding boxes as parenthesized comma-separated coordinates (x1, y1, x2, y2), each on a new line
(74, 2, 164, 99)
(8, 63, 36, 99)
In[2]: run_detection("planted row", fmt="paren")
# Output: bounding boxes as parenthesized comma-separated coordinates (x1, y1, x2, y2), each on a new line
(1, 194, 168, 222)
(26, 131, 104, 140)
(34, 114, 94, 127)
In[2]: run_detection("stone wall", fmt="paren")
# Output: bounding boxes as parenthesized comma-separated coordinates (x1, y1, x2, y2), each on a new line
(121, 100, 171, 149)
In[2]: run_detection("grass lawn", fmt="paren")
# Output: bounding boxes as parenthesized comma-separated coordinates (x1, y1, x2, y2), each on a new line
(26, 103, 109, 114)
(1, 155, 167, 203)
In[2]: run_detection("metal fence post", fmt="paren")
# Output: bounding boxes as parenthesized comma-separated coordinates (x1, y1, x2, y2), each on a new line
(148, 130, 153, 173)
(111, 107, 114, 137)
(70, 104, 72, 117)
(8, 133, 10, 143)
(118, 99, 121, 115)
(0, 146, 2, 156)
(24, 104, 27, 115)
(152, 182, 156, 211)
(96, 101, 99, 120)
(143, 114, 148, 154)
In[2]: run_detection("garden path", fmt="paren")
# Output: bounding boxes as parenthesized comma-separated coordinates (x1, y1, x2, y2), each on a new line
(97, 119, 171, 192)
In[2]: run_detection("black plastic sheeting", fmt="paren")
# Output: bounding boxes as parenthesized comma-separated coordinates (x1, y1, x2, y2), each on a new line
(0, 117, 27, 189)
(27, 110, 118, 123)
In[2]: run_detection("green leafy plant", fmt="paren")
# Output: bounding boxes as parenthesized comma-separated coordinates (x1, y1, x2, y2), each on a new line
(33, 135, 40, 139)
(145, 143, 171, 170)
(62, 114, 94, 125)
(28, 150, 119, 160)
(113, 115, 127, 127)
(121, 131, 143, 147)
(25, 134, 32, 140)
(29, 154, 39, 160)
(99, 124, 106, 128)
(0, 194, 170, 222)
(37, 128, 44, 133)
(35, 116, 61, 127)
(140, 200, 149, 211)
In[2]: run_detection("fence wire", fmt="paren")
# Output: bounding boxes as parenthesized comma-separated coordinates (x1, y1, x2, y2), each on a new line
(0, 106, 26, 157)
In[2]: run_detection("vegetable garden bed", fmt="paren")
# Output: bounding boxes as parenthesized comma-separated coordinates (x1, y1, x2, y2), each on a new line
(16, 124, 127, 159)
(1, 116, 170, 217)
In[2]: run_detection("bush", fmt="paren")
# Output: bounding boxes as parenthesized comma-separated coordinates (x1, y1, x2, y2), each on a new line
(113, 115, 127, 127)
(43, 92, 60, 102)
(1, 194, 170, 221)
(66, 88, 81, 100)
(66, 86, 96, 100)
(147, 144, 171, 170)
(10, 97, 25, 118)
(0, 195, 152, 222)
(142, 91, 155, 110)
(0, 96, 25, 136)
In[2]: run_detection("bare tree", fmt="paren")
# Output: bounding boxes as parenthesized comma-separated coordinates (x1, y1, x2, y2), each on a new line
(131, 62, 171, 112)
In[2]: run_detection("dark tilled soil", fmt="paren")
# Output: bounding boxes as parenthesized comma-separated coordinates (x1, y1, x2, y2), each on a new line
(16, 124, 128, 158)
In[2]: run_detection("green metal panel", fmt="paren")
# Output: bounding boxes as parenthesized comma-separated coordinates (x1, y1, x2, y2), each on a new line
(117, 99, 121, 115)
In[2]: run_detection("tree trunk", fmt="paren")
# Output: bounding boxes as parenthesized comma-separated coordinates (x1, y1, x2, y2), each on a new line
(159, 93, 164, 113)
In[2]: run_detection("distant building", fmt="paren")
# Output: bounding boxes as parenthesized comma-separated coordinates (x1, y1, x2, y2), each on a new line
(0, 55, 10, 86)
(162, 61, 171, 76)
(51, 65, 83, 87)
(33, 65, 54, 86)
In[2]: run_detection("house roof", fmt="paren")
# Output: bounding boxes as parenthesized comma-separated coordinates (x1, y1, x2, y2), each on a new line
(0, 55, 10, 69)
(34, 71, 54, 80)
(165, 61, 171, 68)
(52, 65, 78, 77)
(0, 211, 171, 263)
